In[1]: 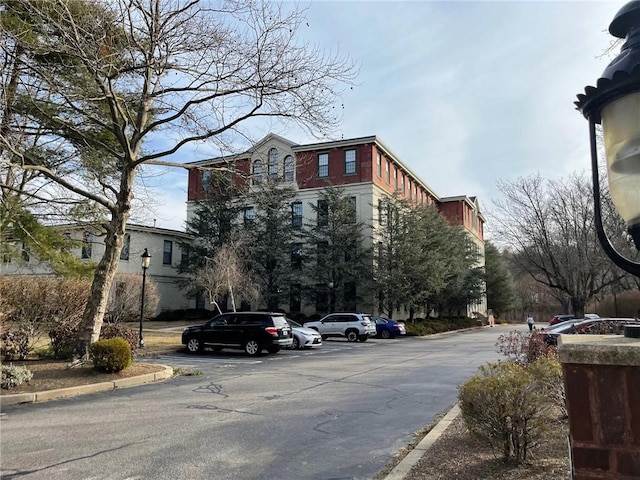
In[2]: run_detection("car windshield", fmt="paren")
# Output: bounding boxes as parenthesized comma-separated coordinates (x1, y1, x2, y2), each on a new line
(287, 319, 302, 328)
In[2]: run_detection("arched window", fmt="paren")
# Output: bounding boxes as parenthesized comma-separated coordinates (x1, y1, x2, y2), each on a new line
(268, 148, 279, 179)
(252, 159, 263, 184)
(284, 155, 294, 182)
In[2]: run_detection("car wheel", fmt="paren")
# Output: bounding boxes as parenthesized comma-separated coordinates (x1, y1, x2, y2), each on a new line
(346, 330, 358, 342)
(358, 335, 368, 342)
(267, 346, 280, 354)
(186, 337, 202, 353)
(292, 336, 301, 350)
(381, 330, 391, 339)
(244, 339, 261, 356)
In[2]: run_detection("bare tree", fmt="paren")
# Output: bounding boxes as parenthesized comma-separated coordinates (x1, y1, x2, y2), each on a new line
(195, 243, 260, 314)
(491, 172, 629, 317)
(105, 273, 159, 323)
(0, 0, 356, 356)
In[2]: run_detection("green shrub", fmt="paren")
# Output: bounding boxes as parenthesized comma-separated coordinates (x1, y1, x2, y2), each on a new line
(528, 355, 567, 418)
(458, 360, 557, 464)
(1, 364, 34, 389)
(89, 337, 132, 373)
(100, 323, 139, 357)
(404, 317, 477, 336)
(33, 346, 56, 359)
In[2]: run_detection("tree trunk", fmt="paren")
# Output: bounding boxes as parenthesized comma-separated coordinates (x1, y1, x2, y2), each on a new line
(75, 168, 135, 358)
(571, 297, 585, 319)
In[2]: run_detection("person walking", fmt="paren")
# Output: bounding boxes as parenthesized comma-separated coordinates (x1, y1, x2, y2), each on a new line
(526, 313, 535, 332)
(487, 309, 495, 327)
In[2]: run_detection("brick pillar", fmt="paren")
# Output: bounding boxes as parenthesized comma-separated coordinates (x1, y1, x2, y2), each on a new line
(558, 336, 640, 479)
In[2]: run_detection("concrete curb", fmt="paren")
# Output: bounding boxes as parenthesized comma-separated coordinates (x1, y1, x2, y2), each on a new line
(384, 403, 461, 480)
(1, 365, 173, 408)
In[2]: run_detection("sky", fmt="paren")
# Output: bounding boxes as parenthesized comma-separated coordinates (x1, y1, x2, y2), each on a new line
(146, 0, 626, 236)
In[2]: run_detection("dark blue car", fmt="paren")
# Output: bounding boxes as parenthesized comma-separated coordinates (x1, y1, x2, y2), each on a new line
(370, 316, 406, 339)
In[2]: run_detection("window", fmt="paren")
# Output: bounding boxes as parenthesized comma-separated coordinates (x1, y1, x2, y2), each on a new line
(348, 196, 356, 223)
(290, 284, 301, 313)
(393, 168, 398, 191)
(344, 282, 356, 311)
(163, 240, 173, 265)
(181, 244, 190, 268)
(252, 159, 263, 184)
(376, 152, 382, 177)
(344, 149, 356, 175)
(385, 160, 390, 184)
(81, 232, 92, 259)
(244, 206, 255, 225)
(120, 234, 130, 260)
(344, 240, 356, 262)
(318, 153, 329, 178)
(317, 199, 328, 227)
(316, 284, 329, 312)
(317, 241, 328, 266)
(400, 174, 404, 194)
(201, 170, 212, 191)
(284, 155, 294, 182)
(291, 243, 303, 270)
(292, 201, 302, 229)
(378, 199, 385, 226)
(408, 179, 412, 199)
(268, 148, 279, 179)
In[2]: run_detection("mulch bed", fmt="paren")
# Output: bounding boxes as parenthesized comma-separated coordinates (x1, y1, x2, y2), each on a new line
(1, 360, 164, 394)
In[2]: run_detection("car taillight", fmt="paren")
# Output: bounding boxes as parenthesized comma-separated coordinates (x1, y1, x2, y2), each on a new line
(265, 327, 278, 335)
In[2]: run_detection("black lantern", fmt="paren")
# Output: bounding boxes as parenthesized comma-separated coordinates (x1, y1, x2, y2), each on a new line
(139, 248, 152, 348)
(575, 1, 640, 337)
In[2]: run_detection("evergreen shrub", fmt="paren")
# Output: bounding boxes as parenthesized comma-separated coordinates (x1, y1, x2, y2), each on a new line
(89, 337, 132, 373)
(1, 364, 34, 389)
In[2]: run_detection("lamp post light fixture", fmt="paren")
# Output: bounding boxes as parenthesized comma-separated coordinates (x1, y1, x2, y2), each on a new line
(328, 280, 335, 313)
(575, 1, 640, 337)
(139, 248, 151, 348)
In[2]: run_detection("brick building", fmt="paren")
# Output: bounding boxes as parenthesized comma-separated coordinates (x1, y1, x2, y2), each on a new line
(187, 133, 486, 317)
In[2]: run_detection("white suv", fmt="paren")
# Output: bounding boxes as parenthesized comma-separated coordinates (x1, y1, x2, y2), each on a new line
(304, 313, 376, 342)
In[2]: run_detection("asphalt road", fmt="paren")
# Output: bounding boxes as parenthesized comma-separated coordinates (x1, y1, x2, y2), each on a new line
(1, 325, 521, 480)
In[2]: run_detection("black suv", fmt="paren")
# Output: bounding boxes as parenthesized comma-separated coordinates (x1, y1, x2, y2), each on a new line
(182, 312, 293, 356)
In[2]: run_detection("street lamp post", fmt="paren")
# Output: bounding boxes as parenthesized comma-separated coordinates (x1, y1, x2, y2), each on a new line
(575, 1, 640, 338)
(328, 280, 335, 313)
(139, 248, 151, 348)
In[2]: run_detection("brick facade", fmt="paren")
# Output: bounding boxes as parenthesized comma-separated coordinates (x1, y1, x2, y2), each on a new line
(559, 336, 640, 479)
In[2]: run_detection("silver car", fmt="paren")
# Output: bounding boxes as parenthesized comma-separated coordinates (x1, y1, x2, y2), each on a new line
(287, 319, 323, 349)
(304, 313, 376, 342)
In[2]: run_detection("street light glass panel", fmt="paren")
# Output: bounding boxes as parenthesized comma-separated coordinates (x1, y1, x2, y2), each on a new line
(601, 90, 640, 227)
(141, 250, 151, 269)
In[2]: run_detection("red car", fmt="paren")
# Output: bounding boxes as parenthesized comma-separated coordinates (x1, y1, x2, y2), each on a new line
(550, 314, 575, 326)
